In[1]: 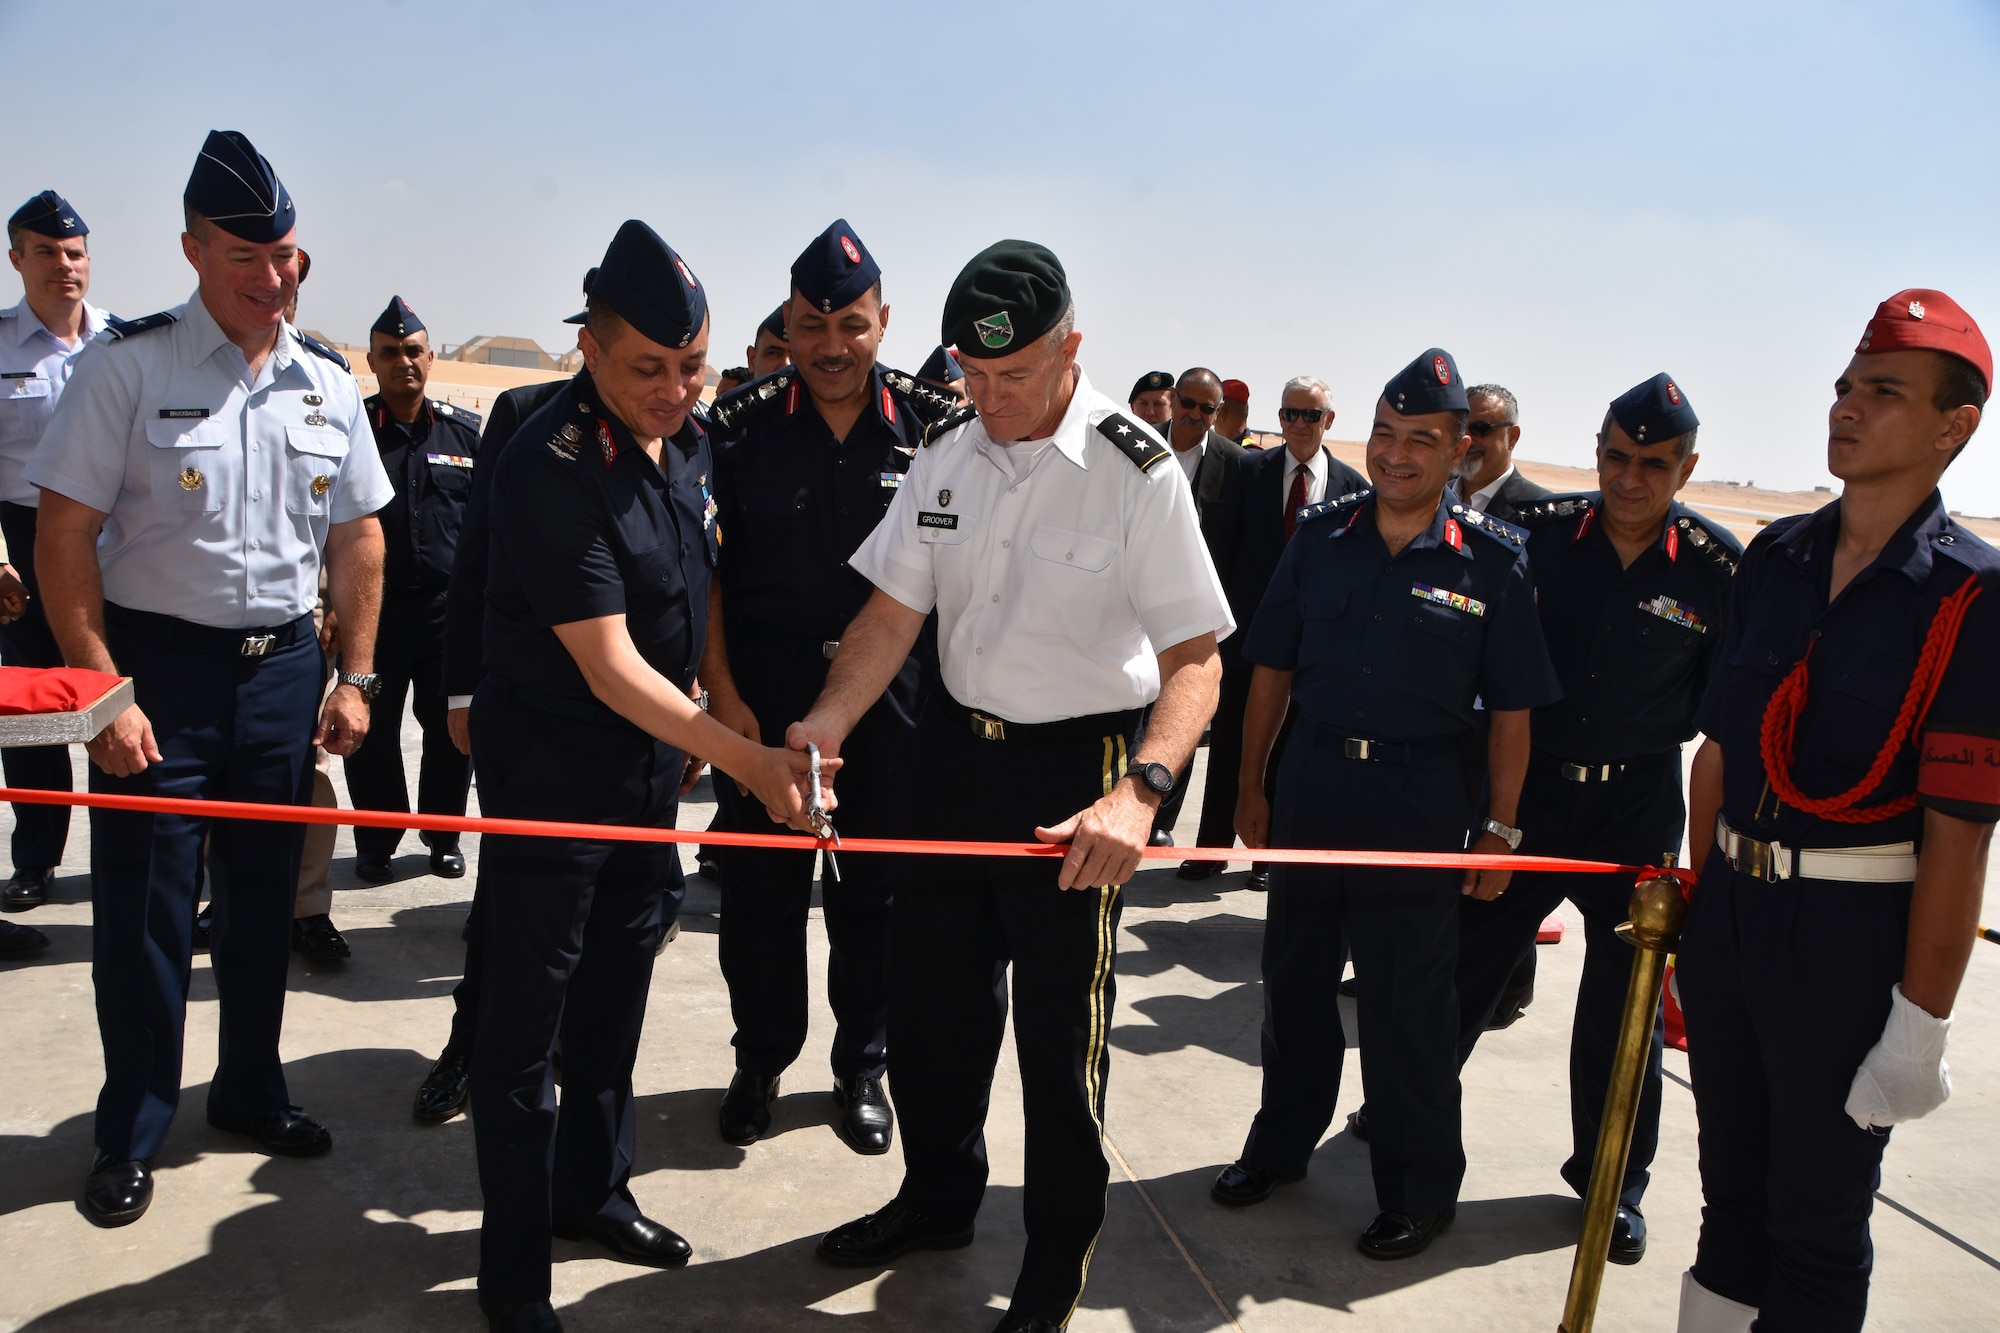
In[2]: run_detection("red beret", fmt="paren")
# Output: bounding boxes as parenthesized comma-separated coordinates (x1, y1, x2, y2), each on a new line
(1220, 378, 1250, 403)
(1855, 288, 1990, 393)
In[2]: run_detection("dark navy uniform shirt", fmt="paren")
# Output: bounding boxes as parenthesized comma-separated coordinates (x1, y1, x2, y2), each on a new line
(1246, 492, 1561, 740)
(1695, 490, 2000, 852)
(483, 370, 717, 706)
(1518, 494, 1740, 763)
(709, 365, 944, 641)
(364, 394, 482, 593)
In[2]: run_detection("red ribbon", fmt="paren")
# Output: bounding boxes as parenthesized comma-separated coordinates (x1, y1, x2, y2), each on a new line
(0, 787, 1647, 874)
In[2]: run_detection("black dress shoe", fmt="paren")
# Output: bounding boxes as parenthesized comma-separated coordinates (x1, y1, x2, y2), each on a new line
(719, 1071, 779, 1145)
(816, 1198, 974, 1267)
(1346, 1107, 1369, 1141)
(354, 855, 393, 883)
(430, 847, 467, 878)
(208, 1104, 333, 1156)
(1148, 829, 1174, 847)
(0, 919, 49, 958)
(1176, 858, 1222, 881)
(1608, 1204, 1648, 1265)
(1244, 870, 1270, 892)
(833, 1076, 894, 1155)
(1357, 1206, 1455, 1260)
(191, 903, 212, 952)
(3, 866, 53, 910)
(554, 1214, 692, 1269)
(478, 1293, 562, 1333)
(1485, 1002, 1529, 1030)
(1211, 1160, 1305, 1207)
(993, 1312, 1065, 1332)
(83, 1155, 152, 1227)
(291, 914, 351, 960)
(696, 850, 724, 885)
(414, 1049, 472, 1123)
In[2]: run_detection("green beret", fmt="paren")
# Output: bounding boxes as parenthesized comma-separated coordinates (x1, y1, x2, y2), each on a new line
(941, 240, 1071, 359)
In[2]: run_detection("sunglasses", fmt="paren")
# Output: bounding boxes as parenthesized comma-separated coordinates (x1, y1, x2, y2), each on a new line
(1277, 407, 1326, 424)
(1467, 419, 1516, 438)
(1177, 395, 1219, 415)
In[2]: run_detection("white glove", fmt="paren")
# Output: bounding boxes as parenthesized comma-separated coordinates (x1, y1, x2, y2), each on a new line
(1844, 983, 1952, 1130)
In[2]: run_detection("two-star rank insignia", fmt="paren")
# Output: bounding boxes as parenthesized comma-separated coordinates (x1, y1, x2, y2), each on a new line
(1093, 412, 1168, 471)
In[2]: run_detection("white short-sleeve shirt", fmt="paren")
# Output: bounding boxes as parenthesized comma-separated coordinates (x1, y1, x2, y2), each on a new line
(26, 291, 394, 629)
(848, 367, 1234, 724)
(0, 296, 109, 507)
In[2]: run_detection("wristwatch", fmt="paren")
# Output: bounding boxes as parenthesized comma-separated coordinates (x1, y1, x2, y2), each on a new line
(695, 689, 711, 712)
(1127, 762, 1175, 797)
(337, 670, 382, 701)
(1482, 816, 1523, 851)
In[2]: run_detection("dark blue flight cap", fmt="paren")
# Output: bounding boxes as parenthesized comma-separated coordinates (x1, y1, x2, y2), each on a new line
(918, 344, 962, 384)
(1608, 371, 1700, 446)
(587, 222, 708, 349)
(792, 218, 881, 314)
(562, 267, 597, 325)
(8, 190, 87, 239)
(371, 295, 424, 338)
(757, 304, 787, 342)
(184, 130, 295, 243)
(1382, 347, 1469, 416)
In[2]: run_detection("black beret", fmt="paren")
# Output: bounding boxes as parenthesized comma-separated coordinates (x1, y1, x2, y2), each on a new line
(917, 344, 962, 384)
(8, 190, 87, 239)
(371, 295, 424, 338)
(184, 130, 295, 243)
(562, 267, 596, 325)
(1129, 370, 1174, 400)
(1609, 372, 1699, 446)
(792, 218, 881, 314)
(1382, 347, 1469, 417)
(942, 240, 1070, 359)
(757, 304, 788, 342)
(588, 222, 708, 350)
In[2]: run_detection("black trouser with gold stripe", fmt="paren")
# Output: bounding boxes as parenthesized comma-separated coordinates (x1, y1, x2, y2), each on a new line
(890, 698, 1130, 1324)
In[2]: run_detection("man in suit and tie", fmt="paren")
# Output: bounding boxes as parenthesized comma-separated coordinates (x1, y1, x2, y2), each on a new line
(1152, 367, 1247, 846)
(1180, 376, 1366, 885)
(1457, 384, 1548, 521)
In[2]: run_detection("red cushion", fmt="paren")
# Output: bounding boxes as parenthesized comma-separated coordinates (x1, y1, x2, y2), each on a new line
(0, 667, 125, 716)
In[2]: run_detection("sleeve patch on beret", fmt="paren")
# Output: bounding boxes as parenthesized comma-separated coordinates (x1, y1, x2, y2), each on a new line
(1918, 731, 2000, 809)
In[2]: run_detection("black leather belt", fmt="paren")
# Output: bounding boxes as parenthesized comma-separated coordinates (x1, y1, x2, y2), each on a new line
(936, 694, 1142, 745)
(1534, 749, 1678, 783)
(104, 603, 313, 658)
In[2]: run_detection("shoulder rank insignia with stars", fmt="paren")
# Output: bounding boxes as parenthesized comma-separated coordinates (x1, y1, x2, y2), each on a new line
(1449, 502, 1528, 549)
(432, 400, 482, 430)
(880, 368, 963, 423)
(291, 328, 350, 371)
(1295, 488, 1373, 528)
(1517, 493, 1594, 527)
(1673, 511, 1741, 574)
(1093, 412, 1168, 471)
(706, 371, 793, 434)
(922, 401, 979, 448)
(105, 310, 178, 341)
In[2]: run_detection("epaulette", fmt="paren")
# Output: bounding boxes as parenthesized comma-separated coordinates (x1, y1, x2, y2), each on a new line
(880, 367, 962, 421)
(544, 416, 586, 463)
(1515, 493, 1594, 528)
(1296, 488, 1372, 526)
(292, 329, 349, 371)
(105, 311, 178, 341)
(1449, 501, 1528, 549)
(707, 370, 794, 434)
(1673, 509, 1742, 574)
(1093, 412, 1169, 471)
(922, 401, 979, 447)
(432, 400, 482, 430)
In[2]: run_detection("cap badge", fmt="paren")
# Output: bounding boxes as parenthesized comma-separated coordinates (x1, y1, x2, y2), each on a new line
(974, 311, 1015, 350)
(1665, 381, 1680, 405)
(1909, 300, 1927, 320)
(179, 467, 204, 491)
(1433, 355, 1451, 385)
(303, 394, 323, 406)
(311, 474, 332, 496)
(840, 235, 861, 263)
(937, 488, 952, 507)
(675, 257, 699, 290)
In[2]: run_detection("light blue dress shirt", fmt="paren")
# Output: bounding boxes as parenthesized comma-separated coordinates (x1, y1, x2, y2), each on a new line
(26, 291, 393, 629)
(0, 296, 109, 507)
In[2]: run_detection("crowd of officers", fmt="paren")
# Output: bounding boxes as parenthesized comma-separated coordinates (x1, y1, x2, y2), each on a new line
(0, 128, 1995, 1333)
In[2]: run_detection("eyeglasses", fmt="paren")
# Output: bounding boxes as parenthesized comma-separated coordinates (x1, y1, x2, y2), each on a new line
(1177, 395, 1219, 415)
(1467, 419, 1516, 438)
(1277, 407, 1326, 424)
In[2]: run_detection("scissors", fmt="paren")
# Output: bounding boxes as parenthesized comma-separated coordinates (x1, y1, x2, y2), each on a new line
(806, 743, 842, 883)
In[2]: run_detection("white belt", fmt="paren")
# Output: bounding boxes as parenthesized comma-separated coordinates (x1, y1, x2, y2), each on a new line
(1715, 815, 1917, 884)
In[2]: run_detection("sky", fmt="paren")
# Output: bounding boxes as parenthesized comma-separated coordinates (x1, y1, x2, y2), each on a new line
(8, 0, 2000, 509)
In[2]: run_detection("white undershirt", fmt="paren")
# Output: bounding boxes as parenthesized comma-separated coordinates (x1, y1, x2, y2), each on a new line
(1173, 434, 1205, 484)
(1470, 463, 1516, 512)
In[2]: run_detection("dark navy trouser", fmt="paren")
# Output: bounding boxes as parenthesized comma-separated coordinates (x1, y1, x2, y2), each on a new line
(0, 501, 73, 872)
(91, 605, 320, 1161)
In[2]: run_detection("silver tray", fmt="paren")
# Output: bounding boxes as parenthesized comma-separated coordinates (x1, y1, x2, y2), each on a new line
(0, 677, 133, 747)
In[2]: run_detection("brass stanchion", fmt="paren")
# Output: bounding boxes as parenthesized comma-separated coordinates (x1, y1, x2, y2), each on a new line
(1558, 856, 1689, 1333)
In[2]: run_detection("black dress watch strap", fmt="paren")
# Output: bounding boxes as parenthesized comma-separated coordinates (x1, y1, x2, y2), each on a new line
(1129, 762, 1175, 796)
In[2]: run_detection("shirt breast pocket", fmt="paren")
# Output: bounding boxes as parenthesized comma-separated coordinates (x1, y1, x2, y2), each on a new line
(0, 375, 52, 447)
(918, 512, 976, 546)
(625, 541, 687, 600)
(143, 417, 226, 513)
(1297, 585, 1351, 663)
(1821, 651, 1911, 769)
(1027, 524, 1114, 570)
(285, 426, 348, 516)
(427, 461, 472, 498)
(1398, 600, 1482, 693)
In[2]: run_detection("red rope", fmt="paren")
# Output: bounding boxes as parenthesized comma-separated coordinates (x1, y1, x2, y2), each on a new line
(1758, 573, 1982, 823)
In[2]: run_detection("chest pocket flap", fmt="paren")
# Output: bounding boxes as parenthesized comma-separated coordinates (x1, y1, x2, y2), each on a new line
(1029, 524, 1115, 571)
(285, 425, 348, 459)
(144, 417, 228, 449)
(4, 376, 51, 400)
(144, 416, 227, 511)
(285, 425, 348, 516)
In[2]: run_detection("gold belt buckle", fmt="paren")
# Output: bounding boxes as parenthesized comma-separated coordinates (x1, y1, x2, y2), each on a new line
(970, 710, 1006, 741)
(240, 633, 277, 658)
(1344, 738, 1374, 760)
